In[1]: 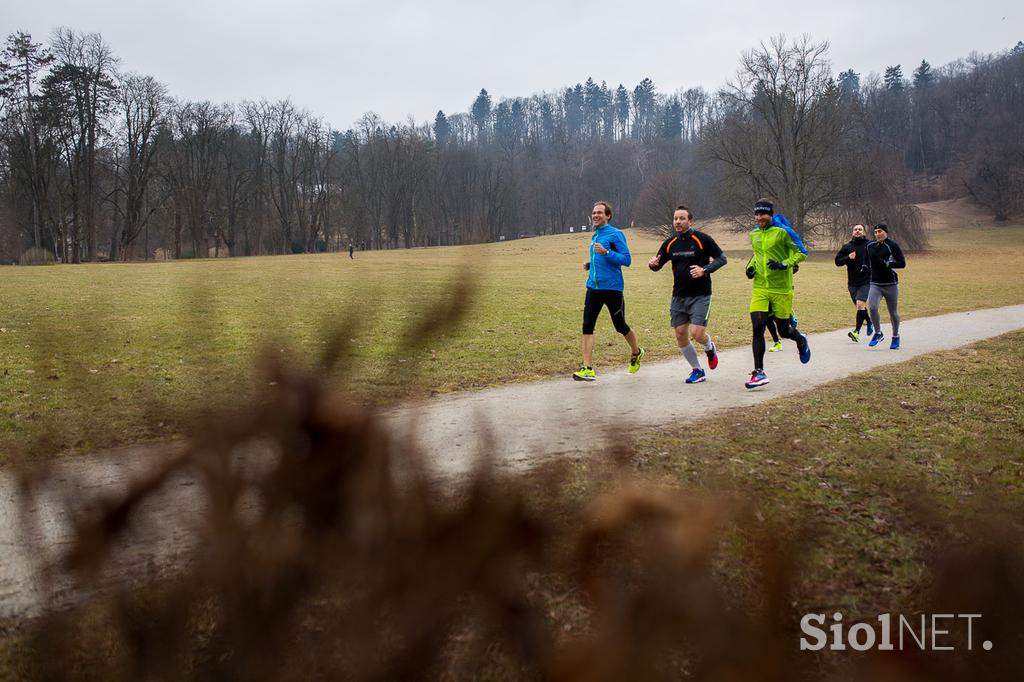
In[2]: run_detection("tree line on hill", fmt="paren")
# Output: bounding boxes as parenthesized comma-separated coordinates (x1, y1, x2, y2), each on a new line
(1, 30, 1022, 262)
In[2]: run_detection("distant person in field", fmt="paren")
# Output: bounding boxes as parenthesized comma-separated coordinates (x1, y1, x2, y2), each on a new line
(349, 243, 355, 259)
(834, 224, 874, 342)
(865, 223, 907, 350)
(647, 205, 727, 384)
(572, 201, 644, 381)
(744, 199, 810, 389)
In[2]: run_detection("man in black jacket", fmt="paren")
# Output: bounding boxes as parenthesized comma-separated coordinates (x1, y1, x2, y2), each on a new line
(648, 205, 727, 384)
(865, 223, 907, 350)
(834, 224, 874, 342)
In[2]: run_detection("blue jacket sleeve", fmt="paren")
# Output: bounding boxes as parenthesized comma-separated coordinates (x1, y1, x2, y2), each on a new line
(774, 215, 807, 265)
(605, 232, 631, 267)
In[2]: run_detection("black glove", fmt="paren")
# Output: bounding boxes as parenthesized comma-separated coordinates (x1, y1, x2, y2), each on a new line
(885, 257, 896, 267)
(792, 264, 800, 274)
(745, 265, 755, 279)
(767, 259, 787, 270)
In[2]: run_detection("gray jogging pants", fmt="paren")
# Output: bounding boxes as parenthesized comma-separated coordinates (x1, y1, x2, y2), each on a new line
(868, 283, 900, 337)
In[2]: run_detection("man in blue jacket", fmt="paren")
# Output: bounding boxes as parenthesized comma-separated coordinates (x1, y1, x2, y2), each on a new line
(573, 201, 644, 381)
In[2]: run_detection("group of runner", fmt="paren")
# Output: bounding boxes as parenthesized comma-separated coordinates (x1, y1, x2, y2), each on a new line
(572, 199, 906, 389)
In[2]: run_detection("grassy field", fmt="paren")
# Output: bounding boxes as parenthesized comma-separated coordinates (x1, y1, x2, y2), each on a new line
(1, 199, 1022, 460)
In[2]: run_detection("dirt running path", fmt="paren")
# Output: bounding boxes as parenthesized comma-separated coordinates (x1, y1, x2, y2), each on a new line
(3, 305, 1024, 621)
(392, 304, 1024, 477)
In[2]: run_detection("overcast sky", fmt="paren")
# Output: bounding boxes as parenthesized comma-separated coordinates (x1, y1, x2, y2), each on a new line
(8, 0, 1020, 129)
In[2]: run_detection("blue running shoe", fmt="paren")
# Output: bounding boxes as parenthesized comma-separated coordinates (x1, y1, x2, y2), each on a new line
(790, 313, 798, 329)
(798, 333, 811, 364)
(868, 332, 885, 348)
(744, 369, 770, 389)
(685, 368, 706, 384)
(890, 336, 900, 350)
(866, 319, 874, 336)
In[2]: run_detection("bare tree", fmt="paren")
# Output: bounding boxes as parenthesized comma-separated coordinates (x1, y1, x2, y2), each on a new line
(162, 100, 225, 257)
(46, 28, 118, 261)
(632, 171, 687, 236)
(109, 72, 167, 259)
(963, 113, 1024, 221)
(704, 34, 850, 240)
(241, 99, 274, 255)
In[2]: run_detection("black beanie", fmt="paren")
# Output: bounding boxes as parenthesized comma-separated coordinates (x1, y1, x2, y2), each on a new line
(753, 199, 774, 215)
(874, 222, 889, 233)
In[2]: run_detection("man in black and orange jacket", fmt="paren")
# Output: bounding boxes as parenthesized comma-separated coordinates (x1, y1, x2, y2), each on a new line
(648, 205, 727, 384)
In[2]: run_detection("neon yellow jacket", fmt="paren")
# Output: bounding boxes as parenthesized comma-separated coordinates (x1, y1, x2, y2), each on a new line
(748, 215, 807, 291)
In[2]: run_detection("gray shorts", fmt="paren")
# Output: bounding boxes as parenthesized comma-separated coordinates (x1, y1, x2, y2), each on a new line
(848, 283, 870, 303)
(670, 295, 712, 328)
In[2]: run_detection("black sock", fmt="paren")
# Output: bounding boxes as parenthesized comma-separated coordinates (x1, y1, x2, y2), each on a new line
(855, 309, 868, 332)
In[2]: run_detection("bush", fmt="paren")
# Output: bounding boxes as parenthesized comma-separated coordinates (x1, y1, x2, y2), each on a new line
(18, 247, 56, 266)
(824, 202, 929, 251)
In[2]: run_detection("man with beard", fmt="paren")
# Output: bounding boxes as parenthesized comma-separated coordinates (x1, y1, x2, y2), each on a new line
(744, 199, 811, 389)
(648, 205, 727, 384)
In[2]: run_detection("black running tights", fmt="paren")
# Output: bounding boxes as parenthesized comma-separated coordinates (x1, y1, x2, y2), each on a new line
(751, 311, 800, 369)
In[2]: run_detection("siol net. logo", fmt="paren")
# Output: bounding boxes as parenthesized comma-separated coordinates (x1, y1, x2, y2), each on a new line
(799, 612, 992, 652)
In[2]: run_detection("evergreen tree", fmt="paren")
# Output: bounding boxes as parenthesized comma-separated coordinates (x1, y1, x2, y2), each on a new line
(884, 65, 905, 91)
(563, 83, 584, 140)
(509, 98, 526, 141)
(433, 110, 450, 144)
(632, 77, 656, 141)
(583, 76, 602, 140)
(660, 97, 683, 139)
(470, 88, 492, 139)
(614, 84, 630, 139)
(600, 81, 614, 139)
(494, 100, 515, 140)
(837, 69, 860, 98)
(539, 98, 555, 142)
(912, 60, 934, 88)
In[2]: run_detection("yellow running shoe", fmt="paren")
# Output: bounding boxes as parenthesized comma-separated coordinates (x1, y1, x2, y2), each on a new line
(768, 341, 783, 353)
(628, 347, 645, 374)
(572, 366, 596, 381)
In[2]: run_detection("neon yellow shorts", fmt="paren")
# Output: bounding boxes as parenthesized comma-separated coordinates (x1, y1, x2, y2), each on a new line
(749, 289, 794, 319)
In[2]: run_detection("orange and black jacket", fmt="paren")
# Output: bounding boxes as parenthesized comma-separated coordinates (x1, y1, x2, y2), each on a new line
(650, 228, 726, 297)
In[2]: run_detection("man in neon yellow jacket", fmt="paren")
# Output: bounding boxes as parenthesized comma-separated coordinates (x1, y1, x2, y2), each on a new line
(743, 199, 811, 389)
